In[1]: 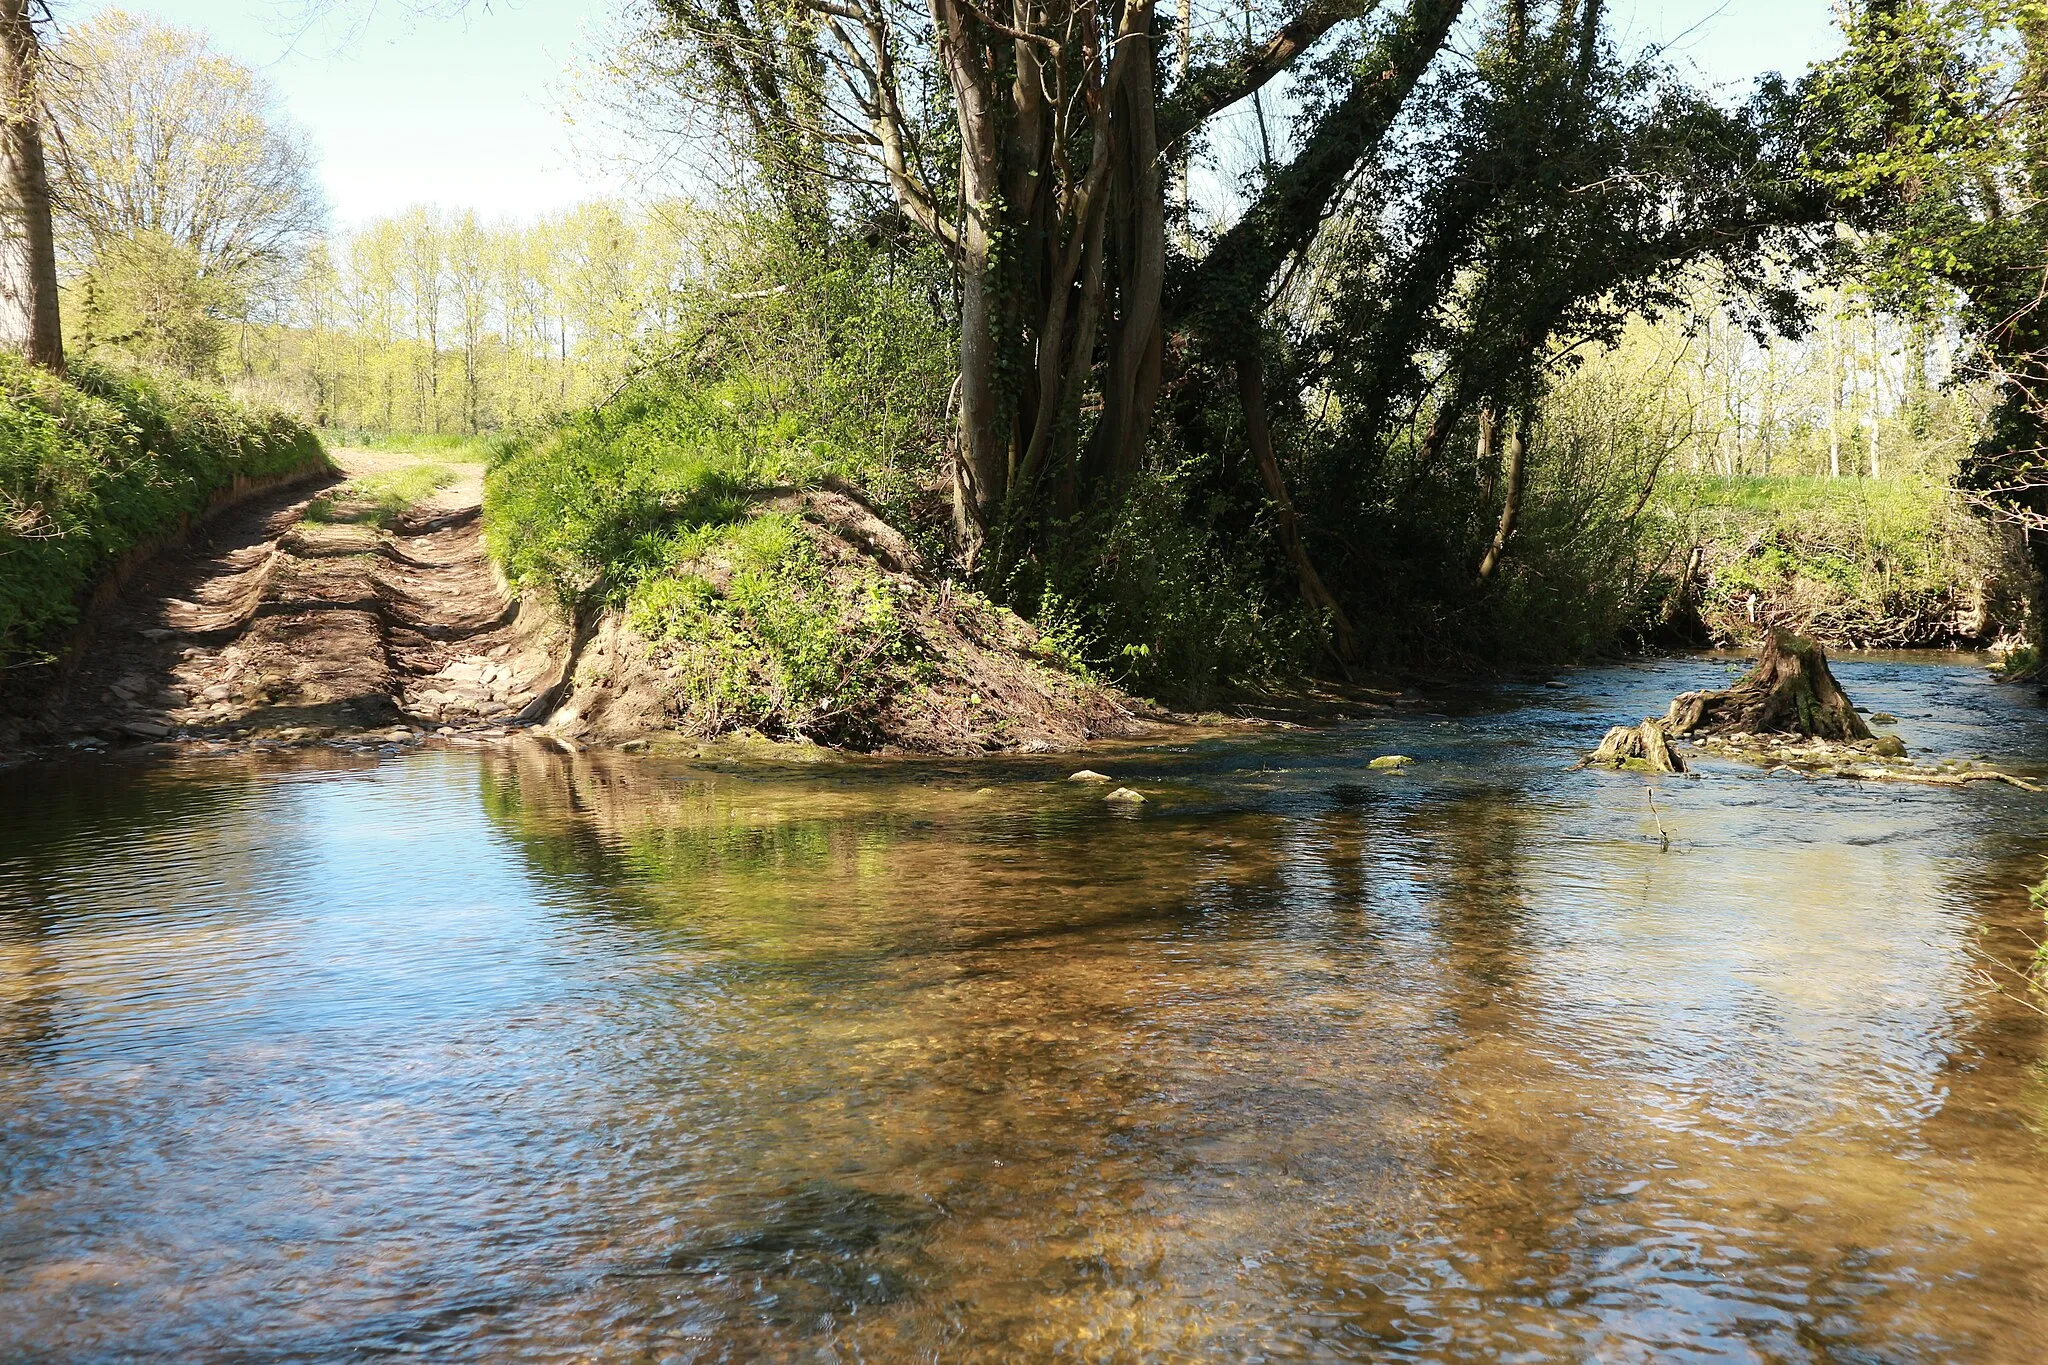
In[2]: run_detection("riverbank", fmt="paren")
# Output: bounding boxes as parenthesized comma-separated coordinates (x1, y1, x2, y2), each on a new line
(1672, 474, 2035, 650)
(0, 444, 1170, 759)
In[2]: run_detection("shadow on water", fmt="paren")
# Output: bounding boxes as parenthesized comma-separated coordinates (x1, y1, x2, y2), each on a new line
(4, 653, 2048, 1360)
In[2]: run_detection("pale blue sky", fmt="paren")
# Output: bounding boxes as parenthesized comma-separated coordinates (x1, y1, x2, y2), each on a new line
(63, 0, 1844, 229)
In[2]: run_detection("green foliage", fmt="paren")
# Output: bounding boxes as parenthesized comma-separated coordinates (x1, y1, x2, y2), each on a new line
(318, 429, 510, 462)
(486, 224, 949, 603)
(1028, 463, 1315, 702)
(628, 512, 914, 733)
(483, 226, 950, 735)
(70, 232, 236, 378)
(0, 355, 327, 662)
(304, 462, 456, 530)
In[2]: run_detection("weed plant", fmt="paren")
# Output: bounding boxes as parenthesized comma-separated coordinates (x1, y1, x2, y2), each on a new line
(1672, 473, 2024, 645)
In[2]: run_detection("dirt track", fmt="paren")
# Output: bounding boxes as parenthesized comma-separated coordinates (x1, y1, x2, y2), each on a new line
(24, 448, 564, 747)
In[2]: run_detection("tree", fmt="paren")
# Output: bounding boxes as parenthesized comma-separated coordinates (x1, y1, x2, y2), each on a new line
(446, 209, 492, 434)
(73, 230, 229, 376)
(0, 0, 61, 369)
(1808, 0, 2048, 609)
(42, 10, 324, 292)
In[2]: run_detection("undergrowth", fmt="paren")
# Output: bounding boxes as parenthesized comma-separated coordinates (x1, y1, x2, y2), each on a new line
(627, 513, 916, 735)
(483, 232, 952, 736)
(0, 354, 326, 662)
(318, 429, 509, 462)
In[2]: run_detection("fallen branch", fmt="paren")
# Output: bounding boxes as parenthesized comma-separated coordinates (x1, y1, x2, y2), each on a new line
(1834, 766, 2043, 792)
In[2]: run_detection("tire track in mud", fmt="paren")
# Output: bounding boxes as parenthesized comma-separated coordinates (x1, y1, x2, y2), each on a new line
(25, 451, 565, 748)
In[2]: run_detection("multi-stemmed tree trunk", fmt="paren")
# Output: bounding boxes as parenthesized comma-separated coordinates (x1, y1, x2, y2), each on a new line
(0, 0, 61, 371)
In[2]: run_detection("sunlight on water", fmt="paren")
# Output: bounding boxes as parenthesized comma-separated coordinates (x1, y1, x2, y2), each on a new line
(4, 655, 2047, 1361)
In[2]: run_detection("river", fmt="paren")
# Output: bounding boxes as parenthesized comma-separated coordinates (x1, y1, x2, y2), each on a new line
(3, 654, 2046, 1361)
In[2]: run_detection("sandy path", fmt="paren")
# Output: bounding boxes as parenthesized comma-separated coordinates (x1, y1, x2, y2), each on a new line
(25, 448, 564, 746)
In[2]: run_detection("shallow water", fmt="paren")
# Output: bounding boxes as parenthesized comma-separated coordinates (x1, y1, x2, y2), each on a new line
(4, 654, 2048, 1362)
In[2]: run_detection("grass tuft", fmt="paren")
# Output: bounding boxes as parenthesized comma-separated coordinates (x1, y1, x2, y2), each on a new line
(305, 463, 457, 529)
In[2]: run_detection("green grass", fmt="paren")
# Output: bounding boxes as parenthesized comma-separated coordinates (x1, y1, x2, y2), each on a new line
(1686, 474, 1937, 517)
(317, 428, 507, 462)
(304, 462, 457, 530)
(483, 372, 924, 737)
(1, 355, 327, 662)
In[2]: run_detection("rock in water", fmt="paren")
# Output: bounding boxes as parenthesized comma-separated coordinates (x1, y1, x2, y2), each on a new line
(1586, 719, 1686, 773)
(1664, 630, 1872, 741)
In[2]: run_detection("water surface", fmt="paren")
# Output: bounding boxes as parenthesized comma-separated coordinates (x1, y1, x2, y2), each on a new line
(4, 655, 2047, 1361)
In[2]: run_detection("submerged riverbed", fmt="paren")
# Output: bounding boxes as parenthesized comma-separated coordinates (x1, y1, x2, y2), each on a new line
(4, 654, 2047, 1361)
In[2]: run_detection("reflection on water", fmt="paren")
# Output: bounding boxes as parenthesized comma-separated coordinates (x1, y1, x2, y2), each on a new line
(4, 655, 2048, 1361)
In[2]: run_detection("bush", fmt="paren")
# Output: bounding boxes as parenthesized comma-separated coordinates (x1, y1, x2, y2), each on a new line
(0, 354, 326, 662)
(485, 226, 951, 607)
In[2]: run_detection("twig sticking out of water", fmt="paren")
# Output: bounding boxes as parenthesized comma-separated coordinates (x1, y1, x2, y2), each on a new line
(1646, 785, 1669, 852)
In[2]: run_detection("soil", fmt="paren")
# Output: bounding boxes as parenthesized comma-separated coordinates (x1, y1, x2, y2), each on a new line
(2, 449, 566, 752)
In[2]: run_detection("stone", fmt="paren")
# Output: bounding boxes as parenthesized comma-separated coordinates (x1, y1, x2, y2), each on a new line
(1870, 712, 1899, 725)
(119, 721, 169, 739)
(1104, 787, 1146, 803)
(619, 738, 650, 752)
(1069, 769, 1113, 782)
(1368, 755, 1413, 770)
(1871, 734, 1908, 758)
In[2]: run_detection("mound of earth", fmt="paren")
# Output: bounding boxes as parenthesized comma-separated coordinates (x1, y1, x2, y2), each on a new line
(538, 487, 1153, 755)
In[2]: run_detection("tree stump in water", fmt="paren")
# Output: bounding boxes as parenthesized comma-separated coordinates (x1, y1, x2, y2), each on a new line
(1586, 718, 1687, 773)
(1664, 629, 1872, 741)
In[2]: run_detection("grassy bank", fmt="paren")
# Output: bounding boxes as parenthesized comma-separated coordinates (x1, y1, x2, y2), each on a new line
(1, 356, 326, 663)
(1672, 474, 2031, 649)
(483, 369, 936, 741)
(315, 428, 507, 462)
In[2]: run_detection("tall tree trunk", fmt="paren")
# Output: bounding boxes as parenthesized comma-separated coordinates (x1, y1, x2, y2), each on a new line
(1238, 347, 1358, 667)
(938, 0, 1010, 558)
(1091, 19, 1166, 489)
(1475, 413, 1528, 586)
(0, 0, 61, 372)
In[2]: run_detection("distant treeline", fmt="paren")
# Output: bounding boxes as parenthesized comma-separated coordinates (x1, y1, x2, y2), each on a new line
(229, 202, 710, 435)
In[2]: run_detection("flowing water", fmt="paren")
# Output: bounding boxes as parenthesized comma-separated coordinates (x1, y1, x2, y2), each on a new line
(4, 655, 2048, 1362)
